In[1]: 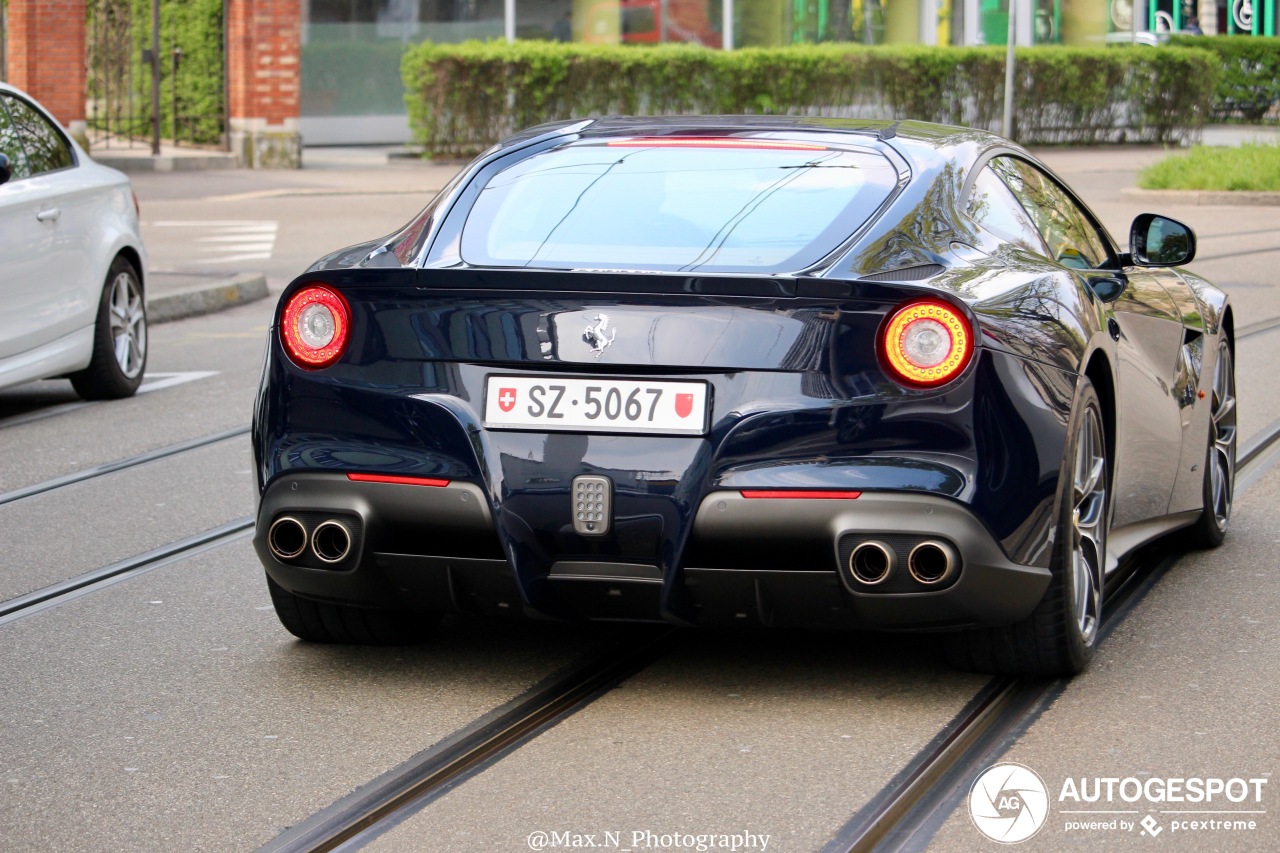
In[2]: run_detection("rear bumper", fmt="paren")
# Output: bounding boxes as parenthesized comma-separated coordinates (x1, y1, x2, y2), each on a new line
(254, 474, 1051, 631)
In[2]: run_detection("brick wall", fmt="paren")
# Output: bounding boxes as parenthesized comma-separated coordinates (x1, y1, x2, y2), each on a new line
(227, 0, 300, 128)
(5, 0, 87, 127)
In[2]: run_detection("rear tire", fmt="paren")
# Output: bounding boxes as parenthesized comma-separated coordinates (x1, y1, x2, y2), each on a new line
(70, 256, 147, 400)
(1182, 338, 1235, 549)
(266, 574, 441, 645)
(946, 380, 1108, 677)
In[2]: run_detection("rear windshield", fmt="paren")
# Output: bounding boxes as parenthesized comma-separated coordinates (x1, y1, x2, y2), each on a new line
(458, 139, 900, 274)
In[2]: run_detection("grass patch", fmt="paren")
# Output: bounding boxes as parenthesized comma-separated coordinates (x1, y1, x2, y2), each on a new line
(1139, 143, 1280, 191)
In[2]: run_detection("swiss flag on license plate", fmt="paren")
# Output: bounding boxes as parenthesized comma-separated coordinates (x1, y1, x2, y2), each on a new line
(498, 388, 517, 412)
(674, 393, 694, 419)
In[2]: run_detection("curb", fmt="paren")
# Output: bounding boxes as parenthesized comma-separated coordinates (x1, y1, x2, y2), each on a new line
(95, 153, 238, 173)
(148, 273, 270, 324)
(1121, 187, 1280, 207)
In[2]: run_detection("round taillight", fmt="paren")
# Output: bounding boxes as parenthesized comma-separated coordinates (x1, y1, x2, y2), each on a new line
(281, 285, 349, 369)
(881, 299, 973, 388)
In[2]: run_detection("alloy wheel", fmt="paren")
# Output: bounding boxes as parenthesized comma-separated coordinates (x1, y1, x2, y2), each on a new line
(109, 270, 147, 379)
(1209, 342, 1237, 531)
(1071, 406, 1106, 645)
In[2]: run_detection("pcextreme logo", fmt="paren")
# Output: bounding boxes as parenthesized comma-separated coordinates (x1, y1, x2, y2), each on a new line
(968, 763, 1051, 843)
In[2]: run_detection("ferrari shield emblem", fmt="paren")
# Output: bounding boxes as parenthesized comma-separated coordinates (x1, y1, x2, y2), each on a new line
(498, 387, 517, 412)
(675, 393, 694, 419)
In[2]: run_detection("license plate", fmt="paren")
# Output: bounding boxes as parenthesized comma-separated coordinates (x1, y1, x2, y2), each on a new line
(483, 375, 709, 436)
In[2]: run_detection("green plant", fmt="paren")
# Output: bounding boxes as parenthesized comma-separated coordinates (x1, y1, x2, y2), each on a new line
(402, 42, 1219, 159)
(145, 0, 225, 145)
(1139, 142, 1280, 191)
(1169, 35, 1280, 122)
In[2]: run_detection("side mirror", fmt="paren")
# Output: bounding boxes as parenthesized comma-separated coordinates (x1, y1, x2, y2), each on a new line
(1130, 213, 1196, 266)
(0, 152, 10, 186)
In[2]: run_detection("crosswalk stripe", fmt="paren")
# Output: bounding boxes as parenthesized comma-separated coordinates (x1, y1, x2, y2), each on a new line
(150, 220, 279, 265)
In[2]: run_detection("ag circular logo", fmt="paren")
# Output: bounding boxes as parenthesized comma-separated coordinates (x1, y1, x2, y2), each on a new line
(968, 762, 1050, 844)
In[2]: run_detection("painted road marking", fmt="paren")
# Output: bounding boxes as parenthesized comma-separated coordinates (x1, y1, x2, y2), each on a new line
(137, 371, 221, 394)
(149, 220, 279, 265)
(0, 372, 222, 429)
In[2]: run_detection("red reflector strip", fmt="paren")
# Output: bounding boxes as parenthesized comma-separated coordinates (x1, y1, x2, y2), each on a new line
(347, 473, 450, 487)
(606, 138, 828, 151)
(739, 489, 862, 500)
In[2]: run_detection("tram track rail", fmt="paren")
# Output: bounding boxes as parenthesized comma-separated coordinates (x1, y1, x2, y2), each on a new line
(0, 516, 253, 627)
(0, 424, 249, 508)
(0, 423, 255, 622)
(260, 629, 678, 853)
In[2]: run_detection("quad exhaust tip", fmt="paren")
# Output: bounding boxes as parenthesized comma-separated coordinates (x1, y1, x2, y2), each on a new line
(312, 520, 353, 564)
(268, 516, 308, 561)
(908, 540, 959, 585)
(849, 540, 896, 585)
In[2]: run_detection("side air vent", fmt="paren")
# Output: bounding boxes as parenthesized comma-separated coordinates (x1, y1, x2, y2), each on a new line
(857, 264, 945, 282)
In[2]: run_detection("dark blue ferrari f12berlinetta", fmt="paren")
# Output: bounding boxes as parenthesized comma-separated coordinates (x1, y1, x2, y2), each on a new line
(252, 117, 1234, 676)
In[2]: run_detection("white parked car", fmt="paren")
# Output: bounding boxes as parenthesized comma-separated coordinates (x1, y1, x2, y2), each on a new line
(0, 81, 148, 398)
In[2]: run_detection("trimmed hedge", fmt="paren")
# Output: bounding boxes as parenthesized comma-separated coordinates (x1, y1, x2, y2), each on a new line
(1168, 35, 1280, 122)
(402, 42, 1220, 158)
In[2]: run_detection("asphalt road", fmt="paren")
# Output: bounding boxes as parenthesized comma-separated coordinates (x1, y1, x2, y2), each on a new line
(1, 146, 1278, 852)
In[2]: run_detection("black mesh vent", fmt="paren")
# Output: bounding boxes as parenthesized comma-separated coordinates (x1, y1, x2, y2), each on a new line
(857, 264, 945, 282)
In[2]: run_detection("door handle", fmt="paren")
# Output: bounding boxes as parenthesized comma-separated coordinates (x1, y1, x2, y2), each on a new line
(36, 207, 61, 222)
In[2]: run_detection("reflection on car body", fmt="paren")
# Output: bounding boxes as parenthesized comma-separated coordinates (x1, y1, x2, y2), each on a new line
(252, 116, 1234, 677)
